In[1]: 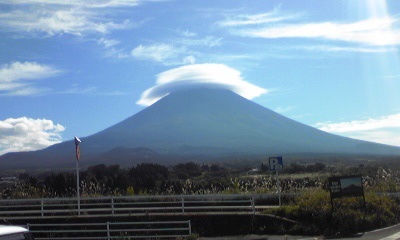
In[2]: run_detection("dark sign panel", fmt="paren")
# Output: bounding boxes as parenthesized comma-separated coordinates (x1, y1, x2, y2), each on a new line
(328, 176, 364, 199)
(269, 156, 283, 171)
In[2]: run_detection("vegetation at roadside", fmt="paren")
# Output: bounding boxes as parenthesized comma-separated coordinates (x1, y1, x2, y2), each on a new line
(2, 156, 400, 236)
(264, 189, 400, 236)
(0, 161, 329, 198)
(1, 156, 400, 198)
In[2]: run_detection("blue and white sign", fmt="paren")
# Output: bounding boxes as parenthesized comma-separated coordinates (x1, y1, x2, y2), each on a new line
(269, 156, 283, 171)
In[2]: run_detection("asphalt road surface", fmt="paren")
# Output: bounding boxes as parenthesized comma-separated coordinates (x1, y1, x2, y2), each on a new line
(198, 223, 400, 240)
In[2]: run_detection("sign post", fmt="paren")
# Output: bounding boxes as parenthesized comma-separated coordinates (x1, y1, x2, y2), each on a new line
(74, 136, 81, 215)
(328, 175, 365, 210)
(327, 175, 365, 235)
(269, 156, 283, 206)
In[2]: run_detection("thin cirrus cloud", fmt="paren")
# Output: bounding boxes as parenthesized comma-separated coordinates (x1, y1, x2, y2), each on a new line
(315, 113, 400, 146)
(241, 18, 400, 46)
(0, 0, 150, 61)
(131, 44, 195, 65)
(136, 63, 268, 106)
(131, 44, 180, 62)
(131, 32, 223, 64)
(98, 37, 132, 58)
(0, 61, 61, 96)
(0, 0, 143, 37)
(0, 9, 130, 36)
(98, 38, 120, 48)
(0, 117, 65, 155)
(220, 9, 400, 47)
(218, 8, 299, 27)
(295, 45, 395, 53)
(175, 35, 222, 48)
(0, 0, 141, 8)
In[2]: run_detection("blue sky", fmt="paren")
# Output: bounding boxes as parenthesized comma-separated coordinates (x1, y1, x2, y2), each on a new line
(1, 0, 400, 155)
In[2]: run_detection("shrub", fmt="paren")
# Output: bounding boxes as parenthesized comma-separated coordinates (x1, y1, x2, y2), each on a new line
(265, 189, 400, 236)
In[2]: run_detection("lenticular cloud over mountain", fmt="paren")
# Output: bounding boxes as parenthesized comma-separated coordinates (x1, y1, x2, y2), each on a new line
(136, 63, 268, 106)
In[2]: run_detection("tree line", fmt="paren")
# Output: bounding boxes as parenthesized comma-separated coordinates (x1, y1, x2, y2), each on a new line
(3, 158, 393, 199)
(1, 162, 229, 198)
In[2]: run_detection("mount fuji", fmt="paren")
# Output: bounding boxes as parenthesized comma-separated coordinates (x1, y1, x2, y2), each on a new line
(1, 88, 400, 169)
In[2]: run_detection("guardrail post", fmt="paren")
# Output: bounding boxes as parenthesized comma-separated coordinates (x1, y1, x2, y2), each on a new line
(111, 197, 115, 216)
(41, 198, 44, 218)
(188, 220, 191, 235)
(181, 195, 185, 214)
(107, 222, 110, 240)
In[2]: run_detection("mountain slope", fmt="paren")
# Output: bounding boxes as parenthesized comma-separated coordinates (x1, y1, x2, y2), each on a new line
(1, 88, 400, 169)
(87, 88, 400, 154)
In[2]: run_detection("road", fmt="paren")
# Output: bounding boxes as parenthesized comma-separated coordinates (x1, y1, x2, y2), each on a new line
(198, 223, 400, 240)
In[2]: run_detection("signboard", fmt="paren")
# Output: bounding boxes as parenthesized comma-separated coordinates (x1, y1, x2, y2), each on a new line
(328, 175, 364, 199)
(269, 156, 283, 171)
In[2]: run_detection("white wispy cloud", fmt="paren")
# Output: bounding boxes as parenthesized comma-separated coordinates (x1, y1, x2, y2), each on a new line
(241, 17, 400, 46)
(130, 29, 222, 64)
(0, 1, 159, 61)
(57, 86, 98, 95)
(0, 117, 65, 155)
(97, 37, 132, 58)
(0, 0, 143, 37)
(131, 32, 223, 64)
(131, 44, 180, 62)
(218, 8, 299, 27)
(180, 30, 197, 37)
(0, 61, 61, 96)
(137, 63, 267, 106)
(315, 114, 400, 132)
(98, 37, 120, 48)
(0, 0, 142, 9)
(0, 9, 130, 36)
(295, 45, 395, 53)
(131, 43, 194, 65)
(176, 35, 222, 48)
(315, 113, 400, 146)
(220, 9, 400, 47)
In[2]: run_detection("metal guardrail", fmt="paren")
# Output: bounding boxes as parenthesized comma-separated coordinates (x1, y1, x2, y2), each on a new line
(0, 194, 278, 219)
(27, 221, 191, 240)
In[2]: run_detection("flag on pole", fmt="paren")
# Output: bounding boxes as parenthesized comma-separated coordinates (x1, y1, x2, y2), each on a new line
(74, 136, 81, 161)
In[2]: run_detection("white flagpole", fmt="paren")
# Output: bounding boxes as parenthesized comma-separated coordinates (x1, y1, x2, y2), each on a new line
(76, 159, 80, 215)
(74, 137, 81, 216)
